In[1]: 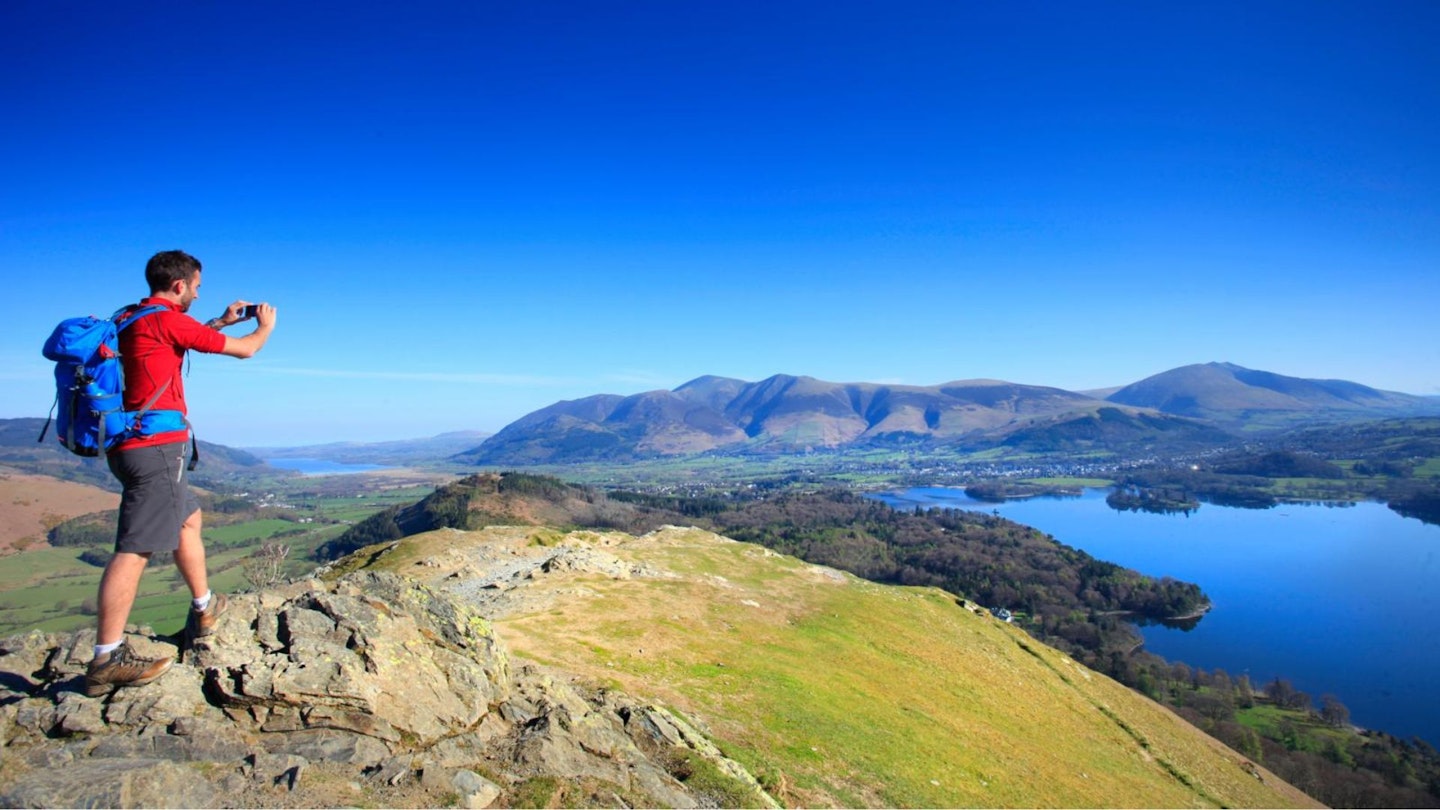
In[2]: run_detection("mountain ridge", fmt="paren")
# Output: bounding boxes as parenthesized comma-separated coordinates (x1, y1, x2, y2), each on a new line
(1107, 362, 1431, 425)
(246, 430, 492, 466)
(0, 417, 279, 490)
(461, 363, 1440, 464)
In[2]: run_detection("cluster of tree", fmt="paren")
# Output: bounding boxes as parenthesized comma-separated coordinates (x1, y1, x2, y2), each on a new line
(990, 407, 1234, 455)
(1215, 450, 1346, 479)
(47, 511, 118, 547)
(1108, 655, 1440, 807)
(495, 472, 586, 500)
(1387, 483, 1440, 525)
(1116, 460, 1440, 525)
(1274, 417, 1440, 464)
(607, 490, 734, 519)
(1105, 486, 1200, 515)
(961, 481, 1059, 502)
(673, 490, 1209, 664)
(1112, 467, 1282, 509)
(315, 473, 665, 560)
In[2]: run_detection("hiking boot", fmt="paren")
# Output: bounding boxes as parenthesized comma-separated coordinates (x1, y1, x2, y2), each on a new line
(85, 644, 174, 697)
(186, 592, 228, 641)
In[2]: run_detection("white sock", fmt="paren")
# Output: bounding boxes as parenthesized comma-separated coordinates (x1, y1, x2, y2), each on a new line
(193, 591, 212, 611)
(94, 641, 122, 659)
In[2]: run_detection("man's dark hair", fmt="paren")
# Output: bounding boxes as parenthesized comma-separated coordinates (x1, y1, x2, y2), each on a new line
(145, 250, 202, 293)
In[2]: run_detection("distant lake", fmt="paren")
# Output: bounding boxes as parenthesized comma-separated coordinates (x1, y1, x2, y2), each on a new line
(869, 487, 1440, 745)
(264, 458, 395, 476)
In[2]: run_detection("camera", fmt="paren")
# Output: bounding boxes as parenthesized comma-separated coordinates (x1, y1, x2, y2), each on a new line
(241, 304, 259, 320)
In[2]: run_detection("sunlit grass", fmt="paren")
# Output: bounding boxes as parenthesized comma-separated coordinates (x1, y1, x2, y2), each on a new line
(467, 526, 1317, 809)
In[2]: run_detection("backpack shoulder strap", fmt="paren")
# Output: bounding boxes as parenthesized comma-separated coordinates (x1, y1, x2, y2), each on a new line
(113, 304, 168, 332)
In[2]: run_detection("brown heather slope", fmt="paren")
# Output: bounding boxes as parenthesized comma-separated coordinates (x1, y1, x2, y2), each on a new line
(0, 469, 118, 552)
(352, 524, 1320, 809)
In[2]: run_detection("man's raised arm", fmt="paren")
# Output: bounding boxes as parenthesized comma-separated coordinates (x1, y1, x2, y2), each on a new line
(208, 301, 277, 359)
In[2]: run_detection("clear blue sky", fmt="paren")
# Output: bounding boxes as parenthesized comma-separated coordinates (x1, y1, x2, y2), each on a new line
(3, 1, 1437, 446)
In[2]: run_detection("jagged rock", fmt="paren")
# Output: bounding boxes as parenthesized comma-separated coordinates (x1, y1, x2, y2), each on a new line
(423, 715, 508, 769)
(625, 705, 686, 748)
(644, 707, 780, 808)
(0, 551, 778, 809)
(12, 701, 58, 739)
(452, 769, 502, 809)
(247, 752, 308, 790)
(88, 722, 251, 763)
(53, 691, 106, 736)
(0, 757, 219, 809)
(417, 763, 502, 808)
(259, 728, 390, 767)
(103, 663, 216, 729)
(369, 753, 415, 785)
(0, 630, 58, 695)
(193, 571, 509, 749)
(488, 668, 700, 808)
(16, 745, 75, 769)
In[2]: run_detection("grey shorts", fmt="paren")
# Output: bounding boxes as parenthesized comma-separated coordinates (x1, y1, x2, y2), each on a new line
(107, 441, 200, 555)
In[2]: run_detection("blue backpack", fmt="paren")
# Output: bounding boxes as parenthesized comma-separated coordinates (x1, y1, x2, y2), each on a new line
(39, 304, 194, 465)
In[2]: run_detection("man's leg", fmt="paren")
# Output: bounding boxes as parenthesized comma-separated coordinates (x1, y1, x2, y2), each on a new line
(176, 505, 228, 639)
(88, 548, 172, 696)
(89, 443, 181, 694)
(174, 508, 208, 599)
(96, 551, 151, 646)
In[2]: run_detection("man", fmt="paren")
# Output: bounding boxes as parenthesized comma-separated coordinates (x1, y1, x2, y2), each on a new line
(86, 250, 277, 697)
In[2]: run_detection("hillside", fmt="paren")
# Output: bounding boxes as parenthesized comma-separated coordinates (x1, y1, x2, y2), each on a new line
(1107, 362, 1440, 429)
(991, 406, 1236, 454)
(0, 524, 1317, 807)
(313, 475, 1212, 677)
(247, 430, 491, 466)
(347, 524, 1315, 807)
(459, 374, 1113, 464)
(0, 471, 119, 553)
(0, 417, 281, 490)
(313, 472, 661, 561)
(460, 365, 1440, 466)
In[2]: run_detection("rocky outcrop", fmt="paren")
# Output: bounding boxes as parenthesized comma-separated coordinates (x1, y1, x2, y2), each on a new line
(0, 570, 774, 808)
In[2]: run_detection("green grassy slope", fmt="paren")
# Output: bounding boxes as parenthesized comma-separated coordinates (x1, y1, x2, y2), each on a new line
(353, 526, 1318, 808)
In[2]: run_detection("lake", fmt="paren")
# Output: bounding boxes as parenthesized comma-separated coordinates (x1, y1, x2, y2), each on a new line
(264, 458, 396, 476)
(869, 487, 1440, 745)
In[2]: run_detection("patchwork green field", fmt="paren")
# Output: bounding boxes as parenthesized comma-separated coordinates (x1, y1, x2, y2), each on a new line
(0, 480, 433, 637)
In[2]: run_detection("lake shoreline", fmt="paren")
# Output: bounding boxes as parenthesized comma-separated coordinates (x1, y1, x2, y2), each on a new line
(263, 458, 400, 477)
(869, 485, 1440, 746)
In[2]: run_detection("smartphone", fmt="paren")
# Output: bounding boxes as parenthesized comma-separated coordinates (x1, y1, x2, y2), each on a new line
(241, 304, 259, 320)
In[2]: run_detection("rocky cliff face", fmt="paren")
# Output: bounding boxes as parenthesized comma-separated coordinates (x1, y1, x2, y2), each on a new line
(0, 569, 774, 808)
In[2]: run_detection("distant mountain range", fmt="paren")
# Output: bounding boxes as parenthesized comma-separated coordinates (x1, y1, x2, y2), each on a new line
(457, 363, 1440, 464)
(0, 418, 274, 490)
(247, 431, 491, 466)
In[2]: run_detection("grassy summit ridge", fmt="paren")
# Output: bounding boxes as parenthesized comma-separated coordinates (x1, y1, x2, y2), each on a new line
(349, 524, 1317, 808)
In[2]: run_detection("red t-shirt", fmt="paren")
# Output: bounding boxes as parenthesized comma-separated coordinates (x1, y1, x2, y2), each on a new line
(114, 297, 227, 450)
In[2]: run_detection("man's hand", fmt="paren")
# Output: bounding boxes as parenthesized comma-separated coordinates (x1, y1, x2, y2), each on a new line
(219, 303, 277, 359)
(253, 303, 277, 329)
(208, 301, 254, 330)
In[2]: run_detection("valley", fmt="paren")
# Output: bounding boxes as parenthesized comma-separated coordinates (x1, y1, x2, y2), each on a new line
(3, 367, 1440, 807)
